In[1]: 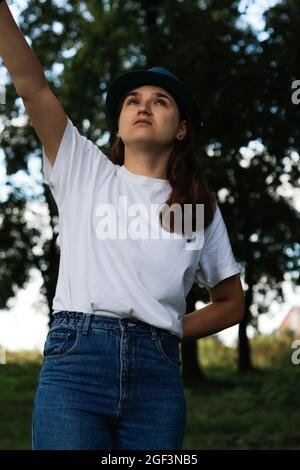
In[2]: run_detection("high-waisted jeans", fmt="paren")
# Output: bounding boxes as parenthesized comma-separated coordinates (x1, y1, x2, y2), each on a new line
(32, 311, 186, 450)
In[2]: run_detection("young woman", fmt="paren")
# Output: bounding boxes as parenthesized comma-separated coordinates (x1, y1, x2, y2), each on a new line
(0, 0, 245, 450)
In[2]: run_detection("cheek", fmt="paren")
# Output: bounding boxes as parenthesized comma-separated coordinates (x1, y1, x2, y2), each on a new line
(119, 110, 134, 127)
(118, 116, 127, 132)
(160, 119, 177, 136)
(160, 112, 178, 128)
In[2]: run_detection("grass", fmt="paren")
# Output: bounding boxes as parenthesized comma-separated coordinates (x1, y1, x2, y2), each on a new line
(182, 333, 300, 450)
(183, 365, 300, 449)
(0, 336, 299, 450)
(0, 351, 42, 450)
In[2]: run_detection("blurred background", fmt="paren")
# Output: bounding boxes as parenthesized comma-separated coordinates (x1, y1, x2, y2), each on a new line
(0, 0, 299, 450)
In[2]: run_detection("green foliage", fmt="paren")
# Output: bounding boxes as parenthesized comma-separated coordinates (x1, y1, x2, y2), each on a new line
(250, 332, 299, 368)
(198, 333, 300, 369)
(197, 335, 237, 368)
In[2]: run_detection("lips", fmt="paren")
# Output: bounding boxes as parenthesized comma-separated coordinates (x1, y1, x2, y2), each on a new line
(134, 120, 152, 125)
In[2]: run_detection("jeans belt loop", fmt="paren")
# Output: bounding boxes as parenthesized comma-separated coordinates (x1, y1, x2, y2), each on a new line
(82, 313, 92, 335)
(150, 326, 157, 340)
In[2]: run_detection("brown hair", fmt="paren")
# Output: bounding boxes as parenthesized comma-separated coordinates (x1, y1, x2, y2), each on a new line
(110, 93, 217, 236)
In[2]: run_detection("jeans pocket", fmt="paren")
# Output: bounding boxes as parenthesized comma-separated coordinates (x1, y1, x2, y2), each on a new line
(43, 325, 79, 360)
(155, 332, 182, 367)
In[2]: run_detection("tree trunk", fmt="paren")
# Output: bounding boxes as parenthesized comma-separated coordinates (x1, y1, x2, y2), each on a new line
(238, 270, 254, 372)
(238, 312, 253, 372)
(182, 286, 206, 385)
(181, 340, 205, 385)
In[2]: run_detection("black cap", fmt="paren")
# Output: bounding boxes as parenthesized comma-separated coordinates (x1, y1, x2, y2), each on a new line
(105, 66, 202, 134)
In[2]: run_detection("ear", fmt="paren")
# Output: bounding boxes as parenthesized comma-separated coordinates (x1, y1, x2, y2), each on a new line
(176, 120, 187, 140)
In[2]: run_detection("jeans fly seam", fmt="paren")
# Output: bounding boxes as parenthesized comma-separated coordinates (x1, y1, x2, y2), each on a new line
(114, 326, 124, 423)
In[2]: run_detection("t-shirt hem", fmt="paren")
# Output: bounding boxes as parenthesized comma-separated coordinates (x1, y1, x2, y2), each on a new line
(200, 264, 241, 289)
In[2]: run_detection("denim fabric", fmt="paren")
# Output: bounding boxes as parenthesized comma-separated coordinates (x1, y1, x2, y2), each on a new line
(32, 311, 186, 450)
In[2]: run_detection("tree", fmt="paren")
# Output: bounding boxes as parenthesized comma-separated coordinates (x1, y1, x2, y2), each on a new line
(1, 0, 299, 378)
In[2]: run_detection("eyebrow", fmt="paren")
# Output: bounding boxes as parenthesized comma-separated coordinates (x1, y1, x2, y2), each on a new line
(124, 90, 173, 103)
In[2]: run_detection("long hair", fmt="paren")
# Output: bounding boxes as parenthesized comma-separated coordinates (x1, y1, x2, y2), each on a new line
(110, 95, 217, 236)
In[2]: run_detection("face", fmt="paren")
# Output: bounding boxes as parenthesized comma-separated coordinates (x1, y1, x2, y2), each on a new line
(117, 85, 187, 149)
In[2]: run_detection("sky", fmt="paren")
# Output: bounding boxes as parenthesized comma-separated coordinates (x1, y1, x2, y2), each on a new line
(0, 0, 299, 352)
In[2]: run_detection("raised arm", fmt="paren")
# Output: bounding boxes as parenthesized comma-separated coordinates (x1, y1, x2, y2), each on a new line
(0, 0, 67, 164)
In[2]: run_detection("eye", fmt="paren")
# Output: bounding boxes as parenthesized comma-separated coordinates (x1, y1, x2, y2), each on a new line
(127, 98, 138, 104)
(155, 99, 166, 105)
(126, 98, 166, 105)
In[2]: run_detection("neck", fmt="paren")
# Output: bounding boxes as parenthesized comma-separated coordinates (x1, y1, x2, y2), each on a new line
(123, 143, 173, 179)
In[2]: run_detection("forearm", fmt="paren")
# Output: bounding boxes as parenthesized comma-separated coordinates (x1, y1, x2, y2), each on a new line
(181, 299, 244, 343)
(0, 0, 47, 99)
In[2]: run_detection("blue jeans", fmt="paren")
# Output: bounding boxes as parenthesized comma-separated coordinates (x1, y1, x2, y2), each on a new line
(32, 311, 186, 450)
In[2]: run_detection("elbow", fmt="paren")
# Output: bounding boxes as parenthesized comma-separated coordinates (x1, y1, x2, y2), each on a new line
(225, 294, 245, 327)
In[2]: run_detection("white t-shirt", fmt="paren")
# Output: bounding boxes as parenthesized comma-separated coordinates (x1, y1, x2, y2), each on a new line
(42, 117, 241, 339)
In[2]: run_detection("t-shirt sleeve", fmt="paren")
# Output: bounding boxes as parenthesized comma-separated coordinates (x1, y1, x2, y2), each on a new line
(194, 204, 241, 289)
(42, 117, 109, 211)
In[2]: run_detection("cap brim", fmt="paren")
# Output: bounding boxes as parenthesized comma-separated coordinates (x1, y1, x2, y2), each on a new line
(105, 69, 201, 133)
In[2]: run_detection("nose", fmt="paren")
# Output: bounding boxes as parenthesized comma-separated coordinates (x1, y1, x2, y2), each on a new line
(137, 101, 152, 115)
